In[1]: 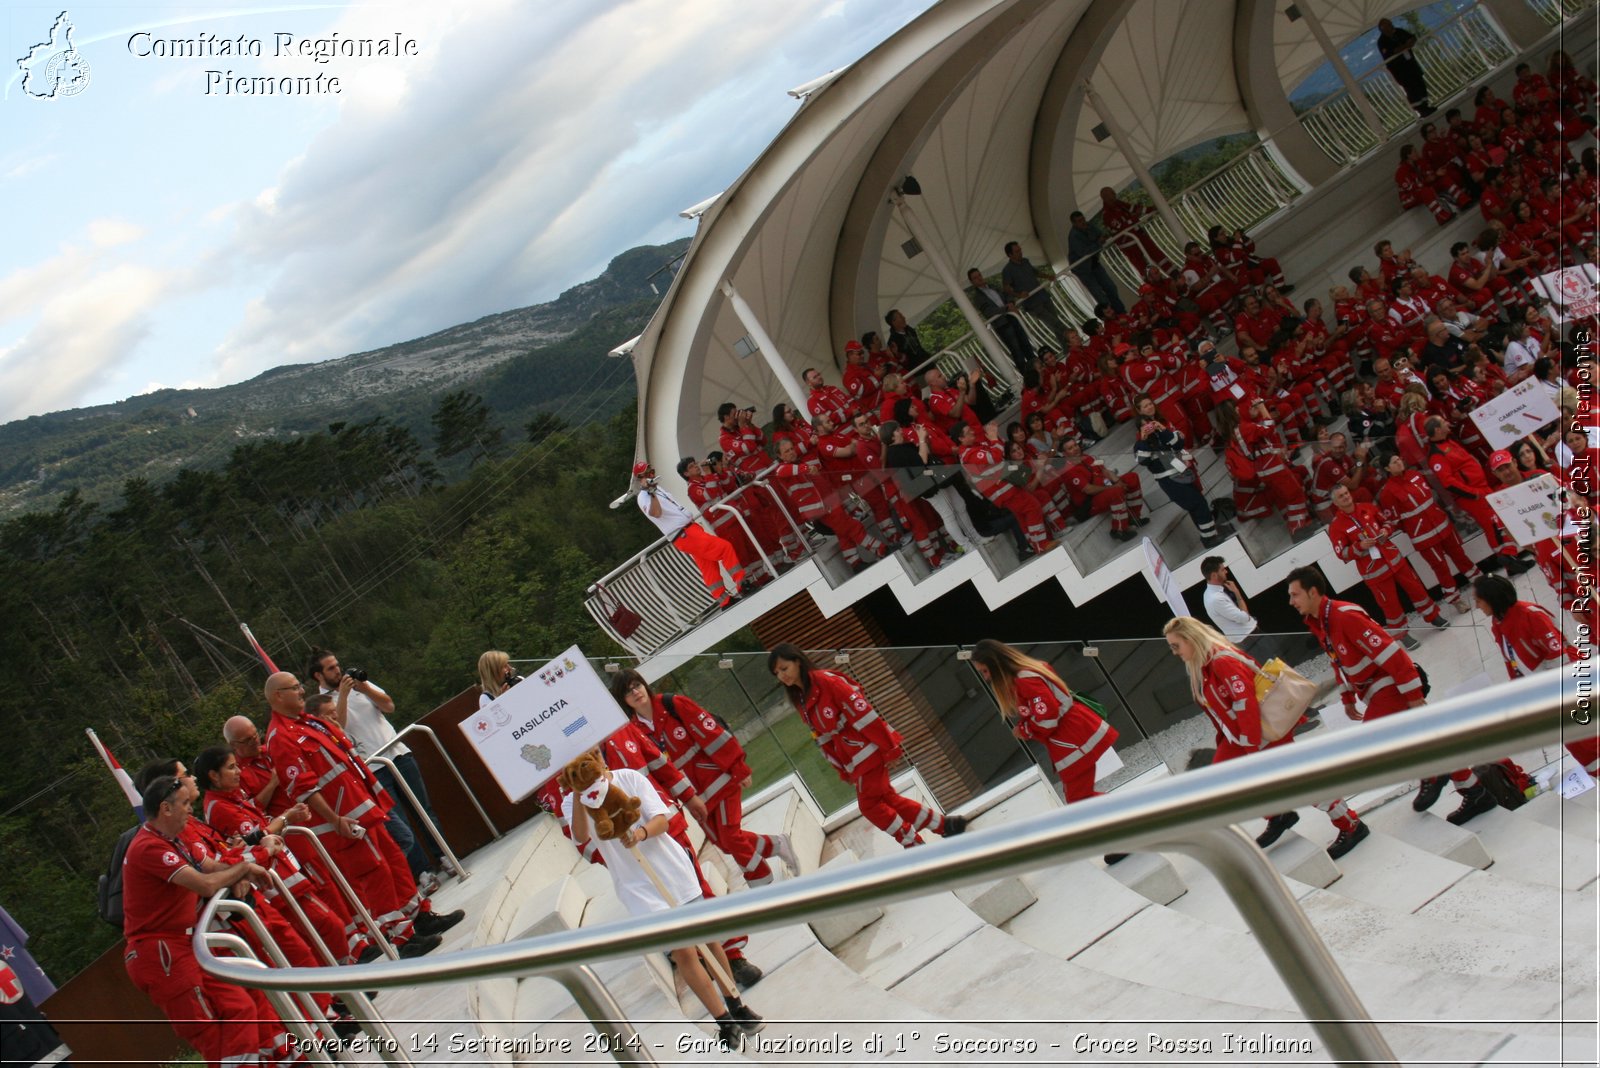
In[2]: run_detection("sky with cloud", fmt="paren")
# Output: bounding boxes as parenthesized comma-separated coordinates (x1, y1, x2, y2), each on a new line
(0, 0, 934, 423)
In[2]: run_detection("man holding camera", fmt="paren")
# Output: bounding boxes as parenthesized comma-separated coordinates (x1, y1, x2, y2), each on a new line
(635, 460, 748, 609)
(311, 649, 442, 884)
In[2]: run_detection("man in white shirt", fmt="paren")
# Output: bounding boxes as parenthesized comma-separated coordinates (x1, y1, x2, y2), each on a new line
(310, 649, 441, 881)
(634, 460, 747, 609)
(1201, 556, 1258, 644)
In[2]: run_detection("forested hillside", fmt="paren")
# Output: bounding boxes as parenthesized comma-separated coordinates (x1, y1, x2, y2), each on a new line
(0, 239, 688, 515)
(0, 241, 695, 982)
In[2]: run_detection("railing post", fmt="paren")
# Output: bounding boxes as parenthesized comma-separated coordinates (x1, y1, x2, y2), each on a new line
(381, 724, 503, 841)
(285, 825, 398, 960)
(205, 932, 341, 1067)
(550, 964, 661, 1066)
(1158, 826, 1400, 1067)
(710, 502, 776, 580)
(368, 753, 471, 881)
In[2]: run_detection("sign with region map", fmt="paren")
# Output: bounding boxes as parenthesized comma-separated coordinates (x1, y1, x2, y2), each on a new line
(1487, 473, 1579, 549)
(458, 645, 626, 802)
(1468, 377, 1563, 452)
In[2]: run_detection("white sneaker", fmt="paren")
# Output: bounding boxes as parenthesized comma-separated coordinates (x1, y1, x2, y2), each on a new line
(772, 833, 800, 877)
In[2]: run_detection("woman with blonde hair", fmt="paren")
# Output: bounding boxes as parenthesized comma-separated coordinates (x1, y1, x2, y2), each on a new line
(1162, 616, 1369, 859)
(476, 650, 519, 708)
(968, 639, 1117, 804)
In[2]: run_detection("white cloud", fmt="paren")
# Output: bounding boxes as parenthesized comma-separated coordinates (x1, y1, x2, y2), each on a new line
(208, 0, 929, 384)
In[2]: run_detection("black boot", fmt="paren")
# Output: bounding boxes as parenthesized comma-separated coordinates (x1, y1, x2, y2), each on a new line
(724, 996, 765, 1035)
(715, 1014, 746, 1052)
(1446, 785, 1499, 825)
(1413, 776, 1447, 811)
(1326, 821, 1370, 859)
(1255, 811, 1300, 849)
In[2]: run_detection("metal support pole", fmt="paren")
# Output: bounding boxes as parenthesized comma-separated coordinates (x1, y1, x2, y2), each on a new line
(755, 481, 812, 549)
(267, 870, 341, 967)
(719, 280, 809, 411)
(209, 910, 339, 1059)
(889, 192, 1023, 390)
(1160, 826, 1400, 1067)
(1292, 3, 1388, 140)
(286, 826, 398, 960)
(709, 502, 776, 579)
(368, 754, 471, 881)
(552, 964, 661, 1067)
(383, 724, 502, 841)
(1083, 84, 1196, 245)
(207, 932, 341, 1067)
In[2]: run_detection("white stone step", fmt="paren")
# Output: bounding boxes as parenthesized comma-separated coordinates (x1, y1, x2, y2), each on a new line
(1519, 786, 1600, 843)
(1066, 897, 1590, 1029)
(1456, 804, 1597, 893)
(1359, 799, 1494, 869)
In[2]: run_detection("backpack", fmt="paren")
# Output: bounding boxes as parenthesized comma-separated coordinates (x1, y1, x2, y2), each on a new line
(97, 824, 141, 929)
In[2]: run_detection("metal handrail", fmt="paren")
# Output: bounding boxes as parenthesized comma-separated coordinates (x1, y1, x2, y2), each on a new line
(368, 754, 470, 881)
(284, 824, 398, 960)
(371, 722, 503, 842)
(196, 666, 1585, 1066)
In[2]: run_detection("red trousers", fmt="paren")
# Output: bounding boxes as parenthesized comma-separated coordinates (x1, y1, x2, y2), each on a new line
(126, 935, 285, 1067)
(1456, 496, 1514, 556)
(1568, 734, 1600, 775)
(671, 524, 744, 602)
(321, 824, 419, 944)
(704, 789, 776, 883)
(1414, 532, 1477, 588)
(852, 765, 946, 848)
(984, 485, 1053, 551)
(1362, 560, 1442, 628)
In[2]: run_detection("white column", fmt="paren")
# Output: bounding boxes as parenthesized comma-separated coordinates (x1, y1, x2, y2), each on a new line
(1084, 84, 1195, 246)
(890, 192, 1022, 388)
(719, 280, 808, 412)
(1293, 3, 1387, 140)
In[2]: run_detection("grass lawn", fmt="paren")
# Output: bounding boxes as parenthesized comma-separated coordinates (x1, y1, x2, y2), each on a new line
(742, 713, 856, 813)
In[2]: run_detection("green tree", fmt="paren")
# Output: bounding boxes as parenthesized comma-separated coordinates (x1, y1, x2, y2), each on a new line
(431, 391, 503, 467)
(524, 412, 571, 445)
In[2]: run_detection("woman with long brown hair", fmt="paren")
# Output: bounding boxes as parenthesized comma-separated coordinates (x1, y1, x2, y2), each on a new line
(1162, 616, 1369, 859)
(968, 639, 1116, 804)
(766, 643, 965, 848)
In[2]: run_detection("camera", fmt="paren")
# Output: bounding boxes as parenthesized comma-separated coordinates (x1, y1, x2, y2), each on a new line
(242, 828, 266, 847)
(346, 667, 369, 683)
(503, 666, 525, 688)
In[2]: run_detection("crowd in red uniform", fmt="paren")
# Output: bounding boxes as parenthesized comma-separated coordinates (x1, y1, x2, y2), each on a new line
(119, 676, 466, 1066)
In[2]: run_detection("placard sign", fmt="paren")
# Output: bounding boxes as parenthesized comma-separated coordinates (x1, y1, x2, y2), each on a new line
(1532, 264, 1598, 324)
(457, 645, 627, 803)
(1487, 473, 1577, 548)
(1141, 537, 1189, 620)
(1468, 377, 1563, 452)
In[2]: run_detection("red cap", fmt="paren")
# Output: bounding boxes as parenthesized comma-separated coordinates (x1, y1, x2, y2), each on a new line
(1488, 449, 1515, 469)
(1113, 343, 1133, 357)
(631, 461, 652, 478)
(844, 339, 864, 352)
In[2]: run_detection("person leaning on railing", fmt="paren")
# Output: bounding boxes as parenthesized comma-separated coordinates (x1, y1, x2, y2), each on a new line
(1162, 617, 1371, 860)
(767, 643, 967, 848)
(632, 459, 749, 610)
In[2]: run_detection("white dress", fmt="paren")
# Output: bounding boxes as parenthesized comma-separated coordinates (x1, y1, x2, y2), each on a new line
(560, 767, 702, 916)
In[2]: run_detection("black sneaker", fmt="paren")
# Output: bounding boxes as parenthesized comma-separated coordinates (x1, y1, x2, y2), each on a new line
(355, 944, 384, 965)
(1103, 853, 1129, 865)
(1326, 821, 1370, 860)
(728, 1001, 765, 1035)
(1446, 786, 1498, 825)
(331, 1015, 363, 1041)
(1430, 616, 1451, 630)
(1413, 776, 1447, 811)
(715, 1015, 746, 1052)
(1503, 556, 1534, 577)
(1398, 633, 1422, 651)
(413, 909, 465, 937)
(729, 957, 764, 989)
(397, 933, 442, 958)
(942, 814, 969, 836)
(1254, 811, 1300, 849)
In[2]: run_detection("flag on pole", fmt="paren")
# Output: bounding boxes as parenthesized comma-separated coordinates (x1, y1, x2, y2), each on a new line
(240, 622, 279, 674)
(85, 728, 143, 820)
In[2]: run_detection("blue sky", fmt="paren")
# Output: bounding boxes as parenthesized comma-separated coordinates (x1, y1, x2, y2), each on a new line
(0, 0, 934, 422)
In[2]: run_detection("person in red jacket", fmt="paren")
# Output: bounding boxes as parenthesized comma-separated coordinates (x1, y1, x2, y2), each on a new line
(1395, 144, 1457, 224)
(840, 341, 882, 417)
(1219, 401, 1317, 539)
(1058, 438, 1146, 540)
(1327, 484, 1450, 634)
(1474, 575, 1598, 777)
(803, 367, 855, 427)
(1288, 566, 1504, 824)
(684, 457, 774, 586)
(957, 422, 1062, 554)
(610, 670, 798, 888)
(771, 437, 887, 572)
(969, 640, 1117, 804)
(1098, 186, 1177, 276)
(122, 773, 292, 1068)
(1487, 450, 1598, 637)
(768, 643, 967, 848)
(265, 677, 459, 951)
(1309, 433, 1378, 515)
(194, 746, 368, 968)
(1424, 418, 1530, 572)
(1163, 616, 1369, 859)
(1376, 452, 1480, 609)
